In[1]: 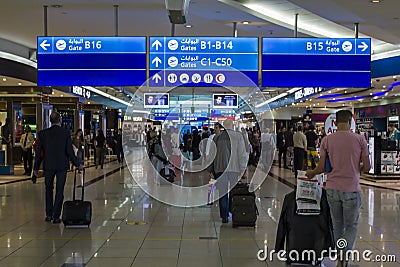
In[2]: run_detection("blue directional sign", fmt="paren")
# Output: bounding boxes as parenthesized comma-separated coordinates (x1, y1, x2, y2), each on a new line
(262, 38, 371, 87)
(149, 37, 258, 87)
(37, 37, 147, 86)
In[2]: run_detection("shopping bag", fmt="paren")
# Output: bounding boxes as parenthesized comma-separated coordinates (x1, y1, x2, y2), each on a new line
(296, 177, 322, 203)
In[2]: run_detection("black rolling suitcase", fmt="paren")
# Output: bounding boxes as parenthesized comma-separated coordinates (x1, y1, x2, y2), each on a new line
(230, 181, 258, 228)
(62, 169, 92, 227)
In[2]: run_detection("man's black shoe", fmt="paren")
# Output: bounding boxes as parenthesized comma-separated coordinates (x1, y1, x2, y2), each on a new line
(52, 218, 61, 224)
(31, 174, 37, 184)
(45, 216, 52, 222)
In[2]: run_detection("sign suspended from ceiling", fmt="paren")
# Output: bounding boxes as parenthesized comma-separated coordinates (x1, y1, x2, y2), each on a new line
(262, 38, 371, 88)
(37, 36, 147, 86)
(149, 37, 259, 87)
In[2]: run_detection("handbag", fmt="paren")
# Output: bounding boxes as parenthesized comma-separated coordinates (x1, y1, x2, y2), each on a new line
(325, 137, 332, 173)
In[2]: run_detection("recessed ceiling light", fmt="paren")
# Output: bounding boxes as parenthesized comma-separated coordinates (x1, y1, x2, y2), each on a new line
(185, 24, 192, 28)
(242, 21, 249, 25)
(52, 92, 55, 95)
(370, 0, 382, 3)
(60, 94, 64, 97)
(393, 76, 397, 79)
(2, 78, 6, 82)
(18, 82, 22, 85)
(383, 85, 387, 88)
(88, 102, 91, 104)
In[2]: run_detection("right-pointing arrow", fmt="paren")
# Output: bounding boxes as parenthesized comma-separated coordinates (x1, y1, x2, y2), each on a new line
(152, 74, 162, 84)
(40, 40, 51, 51)
(357, 42, 368, 52)
(151, 40, 162, 51)
(151, 57, 162, 67)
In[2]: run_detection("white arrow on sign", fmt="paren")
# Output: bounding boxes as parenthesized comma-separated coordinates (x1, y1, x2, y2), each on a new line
(152, 73, 162, 84)
(152, 40, 162, 51)
(357, 42, 368, 52)
(152, 57, 162, 67)
(40, 40, 51, 51)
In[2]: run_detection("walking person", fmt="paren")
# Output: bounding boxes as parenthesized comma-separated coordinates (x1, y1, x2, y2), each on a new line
(305, 124, 319, 169)
(114, 128, 124, 164)
(260, 128, 275, 172)
(95, 129, 106, 169)
(72, 129, 85, 170)
(208, 119, 247, 223)
(306, 110, 370, 267)
(20, 126, 35, 176)
(293, 125, 307, 179)
(192, 129, 201, 161)
(33, 112, 83, 224)
(250, 127, 261, 164)
(286, 126, 294, 167)
(170, 127, 181, 168)
(277, 127, 288, 169)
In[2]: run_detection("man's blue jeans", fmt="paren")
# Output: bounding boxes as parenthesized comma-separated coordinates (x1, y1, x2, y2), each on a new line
(215, 172, 240, 219)
(326, 189, 362, 252)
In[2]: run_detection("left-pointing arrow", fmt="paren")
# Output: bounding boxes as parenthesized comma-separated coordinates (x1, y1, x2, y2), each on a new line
(40, 40, 51, 50)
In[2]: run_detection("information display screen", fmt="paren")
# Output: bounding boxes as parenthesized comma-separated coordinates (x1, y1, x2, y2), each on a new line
(212, 94, 238, 109)
(149, 37, 258, 87)
(143, 93, 169, 108)
(37, 36, 147, 86)
(262, 38, 371, 87)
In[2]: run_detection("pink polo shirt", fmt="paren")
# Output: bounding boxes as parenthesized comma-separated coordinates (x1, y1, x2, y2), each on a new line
(320, 131, 369, 192)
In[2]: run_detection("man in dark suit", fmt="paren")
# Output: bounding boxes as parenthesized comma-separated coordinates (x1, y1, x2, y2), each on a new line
(33, 112, 83, 224)
(277, 127, 288, 169)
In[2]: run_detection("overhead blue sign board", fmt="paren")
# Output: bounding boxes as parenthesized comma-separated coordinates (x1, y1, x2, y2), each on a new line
(149, 37, 258, 87)
(37, 36, 147, 86)
(262, 38, 371, 87)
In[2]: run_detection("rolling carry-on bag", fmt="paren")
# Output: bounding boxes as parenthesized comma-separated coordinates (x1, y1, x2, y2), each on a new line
(62, 169, 92, 226)
(230, 181, 258, 228)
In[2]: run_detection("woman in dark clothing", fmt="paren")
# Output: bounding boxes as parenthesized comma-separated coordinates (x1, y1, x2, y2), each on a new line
(95, 129, 106, 169)
(191, 129, 201, 161)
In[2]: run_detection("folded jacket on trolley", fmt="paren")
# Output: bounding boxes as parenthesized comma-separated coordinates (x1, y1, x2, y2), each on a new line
(296, 199, 321, 215)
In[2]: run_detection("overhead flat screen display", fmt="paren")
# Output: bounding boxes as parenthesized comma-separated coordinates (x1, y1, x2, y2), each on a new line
(143, 93, 169, 108)
(212, 94, 238, 109)
(37, 36, 147, 86)
(149, 37, 258, 87)
(262, 38, 371, 87)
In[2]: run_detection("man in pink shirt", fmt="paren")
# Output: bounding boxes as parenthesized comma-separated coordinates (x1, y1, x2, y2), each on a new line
(306, 110, 370, 267)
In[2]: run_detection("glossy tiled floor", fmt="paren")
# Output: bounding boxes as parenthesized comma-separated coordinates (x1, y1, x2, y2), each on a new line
(0, 147, 399, 266)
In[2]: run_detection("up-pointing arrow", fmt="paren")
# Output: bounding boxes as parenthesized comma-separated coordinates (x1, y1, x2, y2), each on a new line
(152, 74, 162, 84)
(357, 42, 368, 52)
(152, 40, 162, 51)
(152, 57, 162, 67)
(40, 40, 51, 51)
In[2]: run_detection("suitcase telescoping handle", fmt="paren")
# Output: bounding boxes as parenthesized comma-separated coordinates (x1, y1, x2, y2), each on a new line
(73, 168, 85, 201)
